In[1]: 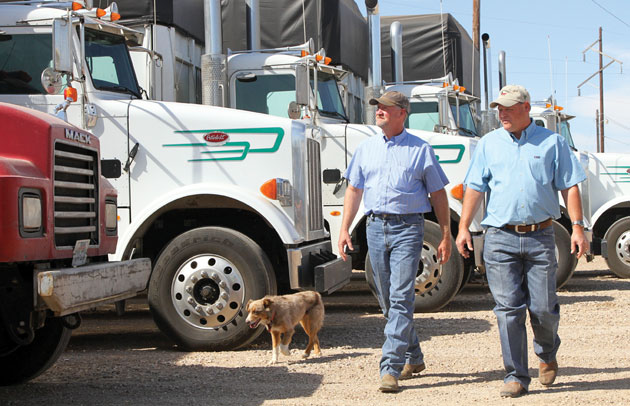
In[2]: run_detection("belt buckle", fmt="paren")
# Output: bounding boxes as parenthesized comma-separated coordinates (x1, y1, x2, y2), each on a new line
(515, 223, 535, 234)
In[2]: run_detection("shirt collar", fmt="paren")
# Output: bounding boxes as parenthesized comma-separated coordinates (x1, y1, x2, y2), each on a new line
(382, 128, 408, 144)
(505, 119, 535, 142)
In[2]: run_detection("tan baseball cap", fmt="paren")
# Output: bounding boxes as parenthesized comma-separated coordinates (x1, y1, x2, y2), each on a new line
(369, 91, 410, 112)
(490, 85, 531, 108)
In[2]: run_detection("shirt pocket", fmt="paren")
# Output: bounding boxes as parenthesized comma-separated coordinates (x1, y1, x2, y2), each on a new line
(527, 153, 551, 185)
(390, 164, 416, 193)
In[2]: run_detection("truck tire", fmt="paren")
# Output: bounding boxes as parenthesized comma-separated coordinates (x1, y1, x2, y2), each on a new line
(0, 317, 72, 386)
(603, 216, 630, 278)
(364, 220, 464, 313)
(148, 227, 277, 351)
(554, 220, 578, 289)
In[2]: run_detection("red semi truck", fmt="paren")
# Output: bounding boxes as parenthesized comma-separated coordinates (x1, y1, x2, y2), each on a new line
(0, 102, 151, 385)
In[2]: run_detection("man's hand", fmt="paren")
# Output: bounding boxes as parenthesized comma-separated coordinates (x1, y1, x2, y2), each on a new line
(437, 235, 451, 264)
(456, 228, 473, 259)
(337, 229, 353, 262)
(571, 227, 589, 259)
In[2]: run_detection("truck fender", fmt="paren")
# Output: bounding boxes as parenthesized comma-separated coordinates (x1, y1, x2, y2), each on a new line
(591, 196, 630, 231)
(112, 182, 304, 261)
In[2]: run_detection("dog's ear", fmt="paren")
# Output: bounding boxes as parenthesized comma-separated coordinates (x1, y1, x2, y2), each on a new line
(262, 298, 272, 309)
(245, 299, 252, 311)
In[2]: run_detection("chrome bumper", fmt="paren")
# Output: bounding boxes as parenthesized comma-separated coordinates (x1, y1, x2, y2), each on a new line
(287, 241, 352, 294)
(36, 258, 151, 316)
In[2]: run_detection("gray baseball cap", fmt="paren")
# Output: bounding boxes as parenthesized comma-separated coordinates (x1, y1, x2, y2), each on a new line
(490, 85, 531, 108)
(369, 91, 410, 112)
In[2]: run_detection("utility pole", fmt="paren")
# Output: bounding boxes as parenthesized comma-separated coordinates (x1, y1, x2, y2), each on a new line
(599, 27, 604, 152)
(473, 0, 480, 50)
(596, 109, 600, 152)
(577, 27, 623, 153)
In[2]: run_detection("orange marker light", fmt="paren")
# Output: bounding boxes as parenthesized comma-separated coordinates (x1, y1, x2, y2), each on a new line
(64, 86, 78, 102)
(96, 8, 106, 17)
(110, 12, 121, 21)
(324, 57, 332, 65)
(330, 211, 341, 216)
(300, 50, 308, 57)
(72, 2, 84, 10)
(260, 179, 277, 200)
(450, 183, 464, 201)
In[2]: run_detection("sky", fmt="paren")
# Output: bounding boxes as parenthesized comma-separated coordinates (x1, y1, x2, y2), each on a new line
(354, 0, 630, 154)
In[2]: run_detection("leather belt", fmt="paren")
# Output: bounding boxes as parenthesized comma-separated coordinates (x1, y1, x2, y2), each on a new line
(369, 213, 421, 220)
(504, 218, 552, 234)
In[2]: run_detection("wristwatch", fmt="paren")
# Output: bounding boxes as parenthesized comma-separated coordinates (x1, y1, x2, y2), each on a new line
(572, 220, 585, 227)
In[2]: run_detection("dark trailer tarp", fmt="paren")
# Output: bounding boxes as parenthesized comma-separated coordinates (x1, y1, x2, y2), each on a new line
(380, 14, 480, 98)
(113, 0, 368, 80)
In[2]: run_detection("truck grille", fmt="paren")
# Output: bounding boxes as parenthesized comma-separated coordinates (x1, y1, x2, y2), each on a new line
(53, 141, 99, 248)
(307, 138, 323, 232)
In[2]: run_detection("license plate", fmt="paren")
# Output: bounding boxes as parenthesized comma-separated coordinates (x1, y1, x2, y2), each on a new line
(72, 239, 90, 267)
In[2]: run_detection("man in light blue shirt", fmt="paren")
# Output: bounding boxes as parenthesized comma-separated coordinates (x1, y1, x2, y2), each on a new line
(456, 85, 588, 398)
(338, 91, 451, 393)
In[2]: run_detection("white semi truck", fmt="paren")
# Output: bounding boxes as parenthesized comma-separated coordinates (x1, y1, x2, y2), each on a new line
(108, 0, 487, 311)
(0, 0, 353, 351)
(529, 100, 630, 279)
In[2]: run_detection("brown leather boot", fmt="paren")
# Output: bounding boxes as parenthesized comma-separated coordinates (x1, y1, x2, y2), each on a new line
(500, 382, 527, 398)
(539, 360, 558, 386)
(399, 363, 426, 380)
(378, 374, 400, 393)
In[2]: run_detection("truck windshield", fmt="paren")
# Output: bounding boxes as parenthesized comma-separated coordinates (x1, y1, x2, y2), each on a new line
(449, 101, 479, 137)
(405, 101, 439, 131)
(559, 120, 576, 149)
(234, 71, 347, 121)
(0, 34, 53, 95)
(84, 28, 140, 98)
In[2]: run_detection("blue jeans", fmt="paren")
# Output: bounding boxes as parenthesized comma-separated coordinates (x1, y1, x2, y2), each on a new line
(483, 226, 561, 389)
(366, 213, 424, 378)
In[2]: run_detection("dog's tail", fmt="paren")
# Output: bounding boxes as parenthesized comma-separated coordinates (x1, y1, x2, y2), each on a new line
(306, 292, 324, 331)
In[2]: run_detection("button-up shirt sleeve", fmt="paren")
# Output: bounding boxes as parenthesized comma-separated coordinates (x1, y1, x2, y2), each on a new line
(464, 136, 490, 193)
(553, 136, 586, 190)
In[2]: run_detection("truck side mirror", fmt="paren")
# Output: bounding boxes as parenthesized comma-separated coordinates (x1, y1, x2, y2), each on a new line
(52, 18, 73, 73)
(295, 64, 310, 106)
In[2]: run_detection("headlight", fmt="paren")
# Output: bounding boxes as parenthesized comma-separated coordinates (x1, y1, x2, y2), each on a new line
(105, 199, 117, 235)
(19, 189, 43, 237)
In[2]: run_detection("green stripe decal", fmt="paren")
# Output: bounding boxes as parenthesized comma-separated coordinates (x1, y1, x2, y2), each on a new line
(165, 127, 284, 162)
(431, 144, 465, 164)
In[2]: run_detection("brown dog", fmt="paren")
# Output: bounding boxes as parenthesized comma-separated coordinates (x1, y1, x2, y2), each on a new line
(245, 291, 324, 364)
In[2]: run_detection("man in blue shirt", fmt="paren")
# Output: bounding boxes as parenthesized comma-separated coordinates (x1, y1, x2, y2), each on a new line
(338, 91, 451, 392)
(456, 85, 588, 398)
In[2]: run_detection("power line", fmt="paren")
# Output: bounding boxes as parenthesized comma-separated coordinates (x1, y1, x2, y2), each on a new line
(591, 0, 630, 29)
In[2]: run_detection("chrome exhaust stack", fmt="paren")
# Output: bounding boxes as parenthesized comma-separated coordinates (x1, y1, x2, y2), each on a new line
(390, 21, 403, 83)
(365, 0, 384, 125)
(246, 0, 261, 50)
(201, 0, 227, 106)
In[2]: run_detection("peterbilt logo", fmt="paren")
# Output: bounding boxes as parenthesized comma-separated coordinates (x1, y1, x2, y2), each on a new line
(65, 128, 91, 145)
(203, 132, 229, 146)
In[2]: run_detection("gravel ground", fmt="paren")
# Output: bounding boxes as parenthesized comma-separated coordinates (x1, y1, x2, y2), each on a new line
(1, 257, 629, 405)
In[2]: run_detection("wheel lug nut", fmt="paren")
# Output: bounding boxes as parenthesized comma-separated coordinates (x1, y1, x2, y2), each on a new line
(211, 273, 220, 281)
(220, 292, 228, 301)
(195, 305, 203, 313)
(215, 303, 224, 310)
(191, 276, 198, 283)
(219, 281, 227, 289)
(200, 271, 208, 278)
(187, 297, 195, 305)
(206, 307, 214, 314)
(186, 286, 193, 293)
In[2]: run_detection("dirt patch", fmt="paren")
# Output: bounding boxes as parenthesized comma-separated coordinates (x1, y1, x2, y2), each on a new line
(1, 257, 629, 405)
